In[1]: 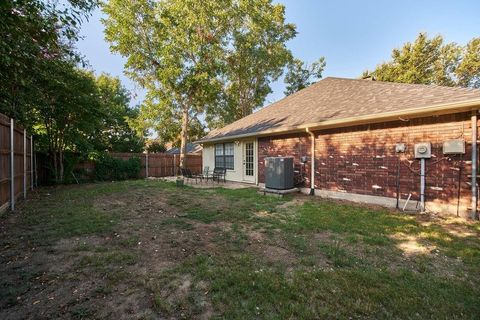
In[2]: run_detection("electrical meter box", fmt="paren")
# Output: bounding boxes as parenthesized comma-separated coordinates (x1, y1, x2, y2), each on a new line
(414, 142, 432, 159)
(443, 139, 465, 154)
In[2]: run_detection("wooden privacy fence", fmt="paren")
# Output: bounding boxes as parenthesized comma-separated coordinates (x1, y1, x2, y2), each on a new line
(0, 113, 36, 212)
(110, 152, 202, 178)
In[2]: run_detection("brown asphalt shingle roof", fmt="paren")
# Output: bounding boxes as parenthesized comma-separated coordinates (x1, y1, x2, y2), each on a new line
(200, 77, 480, 142)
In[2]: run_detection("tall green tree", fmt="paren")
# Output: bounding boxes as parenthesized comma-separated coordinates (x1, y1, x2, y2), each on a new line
(103, 0, 298, 158)
(0, 0, 97, 127)
(456, 38, 480, 88)
(33, 60, 101, 182)
(205, 0, 296, 128)
(129, 96, 206, 148)
(103, 0, 229, 168)
(364, 33, 480, 88)
(284, 57, 326, 96)
(94, 74, 145, 153)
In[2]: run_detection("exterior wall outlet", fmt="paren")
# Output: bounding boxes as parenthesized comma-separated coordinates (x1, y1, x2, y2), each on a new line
(395, 143, 406, 153)
(443, 139, 465, 154)
(414, 142, 432, 159)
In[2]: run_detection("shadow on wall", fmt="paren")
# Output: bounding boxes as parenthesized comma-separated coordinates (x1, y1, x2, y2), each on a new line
(314, 112, 473, 215)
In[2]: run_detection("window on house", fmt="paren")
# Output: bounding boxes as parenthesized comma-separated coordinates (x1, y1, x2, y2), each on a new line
(215, 143, 234, 170)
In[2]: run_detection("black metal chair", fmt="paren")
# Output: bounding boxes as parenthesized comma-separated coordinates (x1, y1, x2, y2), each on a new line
(200, 166, 212, 183)
(181, 168, 198, 184)
(212, 167, 226, 183)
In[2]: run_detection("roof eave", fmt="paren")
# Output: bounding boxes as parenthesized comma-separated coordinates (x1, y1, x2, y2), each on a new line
(196, 98, 480, 144)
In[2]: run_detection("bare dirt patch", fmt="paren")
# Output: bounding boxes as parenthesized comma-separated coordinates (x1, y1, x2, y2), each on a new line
(0, 185, 238, 319)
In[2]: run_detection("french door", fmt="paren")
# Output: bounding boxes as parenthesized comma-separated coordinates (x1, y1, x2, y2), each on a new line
(243, 141, 255, 183)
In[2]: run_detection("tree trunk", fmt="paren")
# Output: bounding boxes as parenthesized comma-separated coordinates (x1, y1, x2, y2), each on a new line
(59, 149, 64, 183)
(179, 105, 189, 171)
(52, 150, 58, 183)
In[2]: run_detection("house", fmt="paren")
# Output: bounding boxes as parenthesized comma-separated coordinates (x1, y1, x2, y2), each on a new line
(166, 143, 202, 155)
(197, 77, 480, 217)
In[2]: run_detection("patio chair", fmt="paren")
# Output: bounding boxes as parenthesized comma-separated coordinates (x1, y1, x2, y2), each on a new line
(181, 168, 196, 184)
(212, 167, 226, 183)
(200, 166, 212, 183)
(180, 168, 189, 181)
(186, 168, 202, 184)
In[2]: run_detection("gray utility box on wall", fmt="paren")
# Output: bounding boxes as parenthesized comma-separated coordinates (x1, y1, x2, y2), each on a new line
(265, 157, 294, 190)
(443, 139, 465, 154)
(414, 142, 432, 159)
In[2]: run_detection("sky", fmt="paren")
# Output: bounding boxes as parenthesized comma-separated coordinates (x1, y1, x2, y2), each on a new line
(76, 0, 480, 108)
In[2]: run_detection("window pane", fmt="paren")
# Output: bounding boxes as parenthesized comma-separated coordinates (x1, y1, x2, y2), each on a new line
(215, 144, 224, 155)
(224, 143, 234, 155)
(215, 156, 224, 168)
(225, 155, 234, 170)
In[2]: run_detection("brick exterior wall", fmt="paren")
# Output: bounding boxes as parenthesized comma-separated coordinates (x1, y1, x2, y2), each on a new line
(258, 133, 312, 187)
(258, 112, 476, 215)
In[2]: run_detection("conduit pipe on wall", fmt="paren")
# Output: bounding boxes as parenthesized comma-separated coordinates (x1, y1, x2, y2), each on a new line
(420, 158, 426, 212)
(472, 111, 478, 220)
(306, 128, 315, 195)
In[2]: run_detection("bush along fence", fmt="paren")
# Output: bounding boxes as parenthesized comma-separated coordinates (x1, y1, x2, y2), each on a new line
(70, 153, 202, 182)
(0, 113, 36, 212)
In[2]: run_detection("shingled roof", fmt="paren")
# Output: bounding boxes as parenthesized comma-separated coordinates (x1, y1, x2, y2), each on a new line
(199, 77, 480, 142)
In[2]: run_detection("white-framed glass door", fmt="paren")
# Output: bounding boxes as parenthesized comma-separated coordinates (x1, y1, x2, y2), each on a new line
(243, 141, 255, 183)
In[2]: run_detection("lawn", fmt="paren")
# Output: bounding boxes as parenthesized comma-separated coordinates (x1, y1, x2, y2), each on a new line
(1, 180, 479, 319)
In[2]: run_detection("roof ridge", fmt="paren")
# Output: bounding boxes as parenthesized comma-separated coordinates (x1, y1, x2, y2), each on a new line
(324, 76, 480, 92)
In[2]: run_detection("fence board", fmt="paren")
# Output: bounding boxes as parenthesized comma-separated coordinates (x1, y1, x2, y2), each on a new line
(109, 152, 202, 178)
(0, 114, 10, 210)
(0, 113, 35, 212)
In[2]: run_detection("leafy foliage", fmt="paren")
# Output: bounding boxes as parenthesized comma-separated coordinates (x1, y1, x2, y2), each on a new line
(205, 0, 297, 128)
(93, 74, 145, 153)
(146, 140, 167, 153)
(364, 33, 480, 88)
(0, 0, 97, 125)
(32, 60, 102, 182)
(284, 57, 326, 96)
(94, 154, 141, 181)
(103, 0, 231, 167)
(1, 0, 144, 183)
(103, 0, 299, 151)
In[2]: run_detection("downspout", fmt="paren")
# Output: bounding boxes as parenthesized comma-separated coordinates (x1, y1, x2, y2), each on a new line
(305, 128, 315, 195)
(471, 111, 478, 220)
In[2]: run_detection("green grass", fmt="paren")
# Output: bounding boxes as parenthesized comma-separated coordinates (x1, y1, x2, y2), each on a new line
(1, 179, 479, 319)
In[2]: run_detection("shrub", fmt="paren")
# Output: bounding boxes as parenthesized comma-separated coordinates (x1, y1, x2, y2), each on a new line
(94, 154, 142, 181)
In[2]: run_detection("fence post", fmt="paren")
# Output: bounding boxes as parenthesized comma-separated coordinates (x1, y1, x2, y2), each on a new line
(164, 155, 167, 177)
(23, 129, 26, 199)
(173, 154, 177, 176)
(10, 118, 14, 211)
(34, 150, 38, 187)
(30, 135, 34, 190)
(145, 152, 149, 178)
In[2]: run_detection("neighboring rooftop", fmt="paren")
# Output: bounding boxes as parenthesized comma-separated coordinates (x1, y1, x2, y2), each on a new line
(166, 143, 202, 154)
(199, 77, 480, 142)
